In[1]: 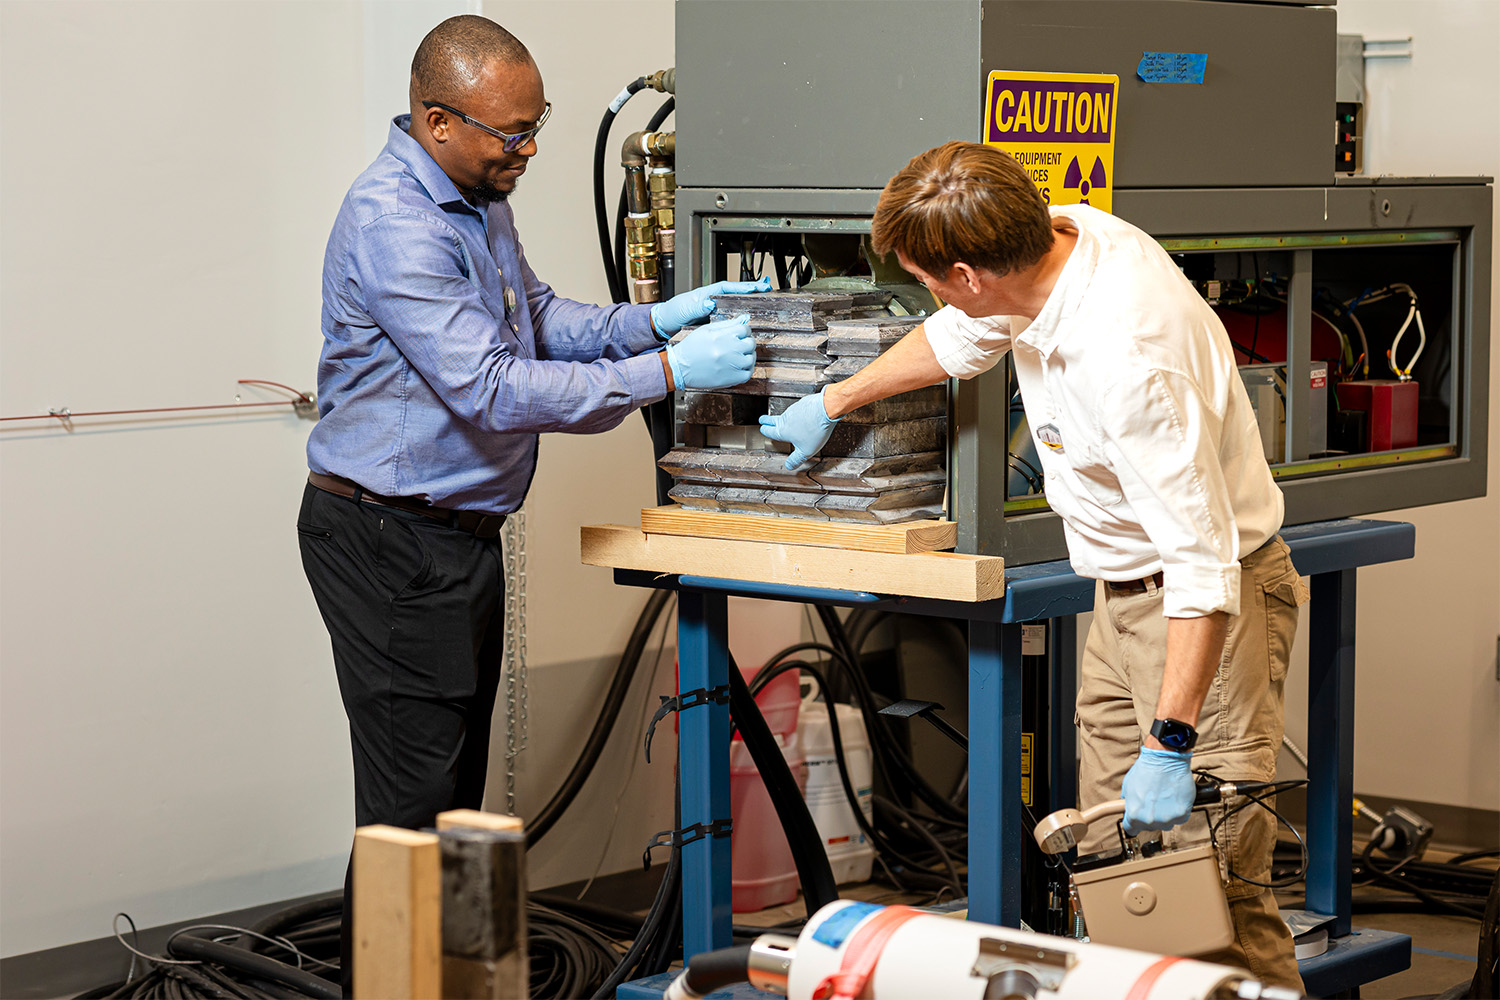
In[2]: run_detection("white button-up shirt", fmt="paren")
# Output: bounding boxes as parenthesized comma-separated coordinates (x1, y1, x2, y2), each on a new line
(923, 205, 1283, 617)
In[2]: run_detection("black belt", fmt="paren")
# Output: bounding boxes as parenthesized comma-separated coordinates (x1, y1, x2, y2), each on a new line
(1105, 571, 1165, 595)
(1102, 536, 1283, 596)
(308, 472, 507, 539)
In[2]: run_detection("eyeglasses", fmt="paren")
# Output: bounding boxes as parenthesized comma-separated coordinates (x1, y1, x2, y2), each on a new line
(422, 100, 552, 152)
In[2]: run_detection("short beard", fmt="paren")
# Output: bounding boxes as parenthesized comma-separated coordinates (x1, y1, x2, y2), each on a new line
(469, 182, 511, 205)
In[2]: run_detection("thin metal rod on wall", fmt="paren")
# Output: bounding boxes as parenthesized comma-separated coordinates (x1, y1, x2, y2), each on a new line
(0, 380, 315, 423)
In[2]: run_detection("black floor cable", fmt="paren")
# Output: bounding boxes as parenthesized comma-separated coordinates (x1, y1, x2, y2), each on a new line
(78, 902, 345, 1000)
(747, 658, 964, 894)
(727, 654, 840, 916)
(813, 606, 967, 824)
(527, 590, 672, 847)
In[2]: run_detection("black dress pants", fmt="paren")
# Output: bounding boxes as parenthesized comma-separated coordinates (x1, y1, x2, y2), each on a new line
(296, 483, 506, 993)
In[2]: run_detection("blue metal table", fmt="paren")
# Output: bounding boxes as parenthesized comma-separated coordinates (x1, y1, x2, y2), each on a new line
(610, 517, 1414, 990)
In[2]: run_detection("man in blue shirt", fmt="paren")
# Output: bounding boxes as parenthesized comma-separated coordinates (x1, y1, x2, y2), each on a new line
(297, 15, 763, 985)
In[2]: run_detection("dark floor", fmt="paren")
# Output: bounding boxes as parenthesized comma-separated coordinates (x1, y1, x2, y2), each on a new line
(735, 875, 1496, 1000)
(1356, 909, 1485, 1000)
(4, 869, 1493, 999)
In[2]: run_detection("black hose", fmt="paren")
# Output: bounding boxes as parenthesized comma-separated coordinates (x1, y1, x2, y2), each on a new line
(590, 843, 682, 998)
(530, 893, 644, 939)
(165, 933, 339, 1000)
(594, 77, 645, 304)
(874, 793, 964, 894)
(238, 894, 341, 954)
(727, 655, 839, 915)
(680, 944, 754, 996)
(748, 658, 963, 888)
(799, 615, 969, 826)
(1356, 842, 1486, 920)
(528, 589, 672, 847)
(614, 180, 629, 304)
(813, 607, 967, 822)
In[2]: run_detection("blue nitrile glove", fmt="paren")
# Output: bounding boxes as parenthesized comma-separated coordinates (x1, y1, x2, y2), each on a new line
(1121, 747, 1196, 836)
(651, 276, 772, 337)
(758, 387, 841, 470)
(663, 315, 756, 390)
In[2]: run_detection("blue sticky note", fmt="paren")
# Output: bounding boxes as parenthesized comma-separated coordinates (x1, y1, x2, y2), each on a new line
(811, 902, 882, 949)
(1137, 52, 1208, 84)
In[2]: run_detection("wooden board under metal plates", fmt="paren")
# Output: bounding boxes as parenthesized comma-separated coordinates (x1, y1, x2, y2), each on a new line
(582, 524, 1003, 602)
(639, 505, 958, 554)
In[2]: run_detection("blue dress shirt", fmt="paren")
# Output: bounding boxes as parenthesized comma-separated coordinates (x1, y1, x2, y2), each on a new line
(307, 115, 667, 513)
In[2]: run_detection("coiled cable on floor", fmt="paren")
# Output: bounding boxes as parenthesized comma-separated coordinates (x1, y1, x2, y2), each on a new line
(78, 903, 345, 1000)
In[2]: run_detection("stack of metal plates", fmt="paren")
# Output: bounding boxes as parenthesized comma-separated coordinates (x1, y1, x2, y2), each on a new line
(657, 292, 947, 524)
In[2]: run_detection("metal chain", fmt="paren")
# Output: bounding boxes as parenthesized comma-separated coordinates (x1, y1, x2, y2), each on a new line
(515, 508, 529, 755)
(501, 509, 529, 814)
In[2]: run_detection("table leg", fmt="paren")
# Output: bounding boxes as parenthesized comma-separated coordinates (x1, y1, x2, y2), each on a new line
(1306, 569, 1356, 936)
(1047, 616, 1078, 814)
(968, 620, 1023, 927)
(676, 590, 733, 958)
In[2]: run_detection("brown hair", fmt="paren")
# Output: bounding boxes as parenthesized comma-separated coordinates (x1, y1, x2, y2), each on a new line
(870, 141, 1054, 279)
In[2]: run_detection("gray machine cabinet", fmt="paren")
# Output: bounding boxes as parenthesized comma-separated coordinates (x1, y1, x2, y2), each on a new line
(677, 0, 1333, 191)
(673, 1, 1491, 564)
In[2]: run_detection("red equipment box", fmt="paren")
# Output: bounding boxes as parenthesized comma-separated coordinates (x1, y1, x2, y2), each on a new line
(1334, 379, 1419, 452)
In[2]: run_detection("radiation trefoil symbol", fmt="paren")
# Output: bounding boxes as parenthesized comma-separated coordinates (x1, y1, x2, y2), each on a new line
(1063, 157, 1108, 205)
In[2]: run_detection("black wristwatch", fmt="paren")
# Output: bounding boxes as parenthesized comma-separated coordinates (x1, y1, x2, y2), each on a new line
(1150, 717, 1198, 752)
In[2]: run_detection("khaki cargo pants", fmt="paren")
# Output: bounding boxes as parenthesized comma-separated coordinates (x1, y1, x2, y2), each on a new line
(1075, 536, 1307, 991)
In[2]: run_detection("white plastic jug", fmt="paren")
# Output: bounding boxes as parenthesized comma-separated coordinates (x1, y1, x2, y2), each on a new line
(797, 677, 875, 885)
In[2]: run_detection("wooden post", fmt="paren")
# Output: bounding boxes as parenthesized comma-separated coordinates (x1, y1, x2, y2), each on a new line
(435, 811, 528, 1000)
(435, 809, 524, 835)
(353, 825, 442, 1000)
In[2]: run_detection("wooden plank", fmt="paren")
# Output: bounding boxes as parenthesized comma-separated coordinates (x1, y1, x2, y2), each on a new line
(436, 809, 524, 834)
(640, 505, 958, 554)
(353, 825, 441, 1000)
(582, 524, 1004, 602)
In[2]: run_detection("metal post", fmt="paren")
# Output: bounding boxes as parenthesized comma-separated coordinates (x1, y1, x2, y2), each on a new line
(1306, 569, 1357, 936)
(1285, 249, 1314, 461)
(676, 590, 733, 957)
(952, 367, 1010, 556)
(1047, 616, 1079, 814)
(968, 619, 1023, 927)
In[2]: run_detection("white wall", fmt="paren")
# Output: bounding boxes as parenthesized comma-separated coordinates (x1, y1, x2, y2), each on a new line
(0, 0, 693, 958)
(1278, 1, 1500, 815)
(2, 0, 1492, 963)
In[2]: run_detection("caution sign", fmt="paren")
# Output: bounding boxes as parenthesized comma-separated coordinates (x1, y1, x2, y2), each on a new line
(983, 70, 1119, 213)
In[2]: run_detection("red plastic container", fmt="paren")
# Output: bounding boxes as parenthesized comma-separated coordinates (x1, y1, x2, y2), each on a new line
(729, 665, 804, 912)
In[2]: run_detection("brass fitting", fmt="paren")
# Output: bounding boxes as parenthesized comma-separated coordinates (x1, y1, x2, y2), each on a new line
(625, 212, 659, 301)
(645, 67, 676, 94)
(622, 130, 676, 304)
(649, 166, 676, 256)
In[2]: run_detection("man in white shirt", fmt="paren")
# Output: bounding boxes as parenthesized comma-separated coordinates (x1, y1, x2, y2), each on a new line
(759, 141, 1305, 989)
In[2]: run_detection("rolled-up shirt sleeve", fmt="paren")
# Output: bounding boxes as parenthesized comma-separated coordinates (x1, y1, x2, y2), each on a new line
(346, 212, 666, 436)
(512, 225, 661, 362)
(921, 304, 1016, 379)
(1099, 368, 1243, 617)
